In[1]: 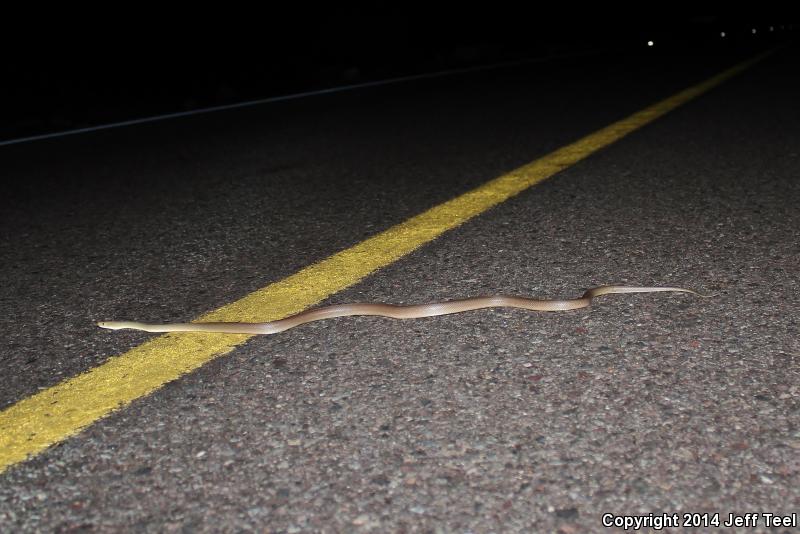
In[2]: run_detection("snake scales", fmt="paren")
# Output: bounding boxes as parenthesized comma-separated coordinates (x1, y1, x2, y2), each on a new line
(97, 285, 707, 335)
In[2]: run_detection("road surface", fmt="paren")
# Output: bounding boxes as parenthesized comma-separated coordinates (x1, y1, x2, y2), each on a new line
(1, 41, 798, 532)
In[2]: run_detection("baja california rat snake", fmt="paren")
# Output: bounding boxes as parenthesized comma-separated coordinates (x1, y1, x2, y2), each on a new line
(97, 285, 708, 335)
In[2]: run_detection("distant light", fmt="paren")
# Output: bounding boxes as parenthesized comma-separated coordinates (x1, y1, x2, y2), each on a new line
(752, 28, 757, 34)
(769, 26, 774, 32)
(647, 40, 654, 47)
(720, 31, 726, 38)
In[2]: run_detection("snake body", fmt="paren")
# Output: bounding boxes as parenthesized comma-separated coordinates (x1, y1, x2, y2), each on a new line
(97, 285, 707, 335)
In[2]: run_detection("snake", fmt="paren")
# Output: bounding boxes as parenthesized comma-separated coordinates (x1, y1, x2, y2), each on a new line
(97, 285, 708, 335)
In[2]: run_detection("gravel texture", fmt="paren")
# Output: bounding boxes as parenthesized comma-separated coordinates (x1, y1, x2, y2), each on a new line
(1, 44, 798, 532)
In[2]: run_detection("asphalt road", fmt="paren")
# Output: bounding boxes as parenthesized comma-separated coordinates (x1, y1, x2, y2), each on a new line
(1, 42, 798, 532)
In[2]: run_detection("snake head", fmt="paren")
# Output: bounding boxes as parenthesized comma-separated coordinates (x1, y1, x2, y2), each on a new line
(97, 321, 130, 330)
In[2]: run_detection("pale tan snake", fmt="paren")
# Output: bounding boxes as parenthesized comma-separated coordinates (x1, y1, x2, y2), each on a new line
(97, 285, 708, 335)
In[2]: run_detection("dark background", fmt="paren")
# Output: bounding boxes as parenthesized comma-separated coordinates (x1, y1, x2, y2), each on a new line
(2, 12, 793, 143)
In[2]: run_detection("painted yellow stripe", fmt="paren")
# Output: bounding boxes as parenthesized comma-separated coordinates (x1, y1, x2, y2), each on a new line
(0, 50, 775, 474)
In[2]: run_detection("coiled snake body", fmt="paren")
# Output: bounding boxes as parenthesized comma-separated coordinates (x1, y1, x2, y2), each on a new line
(97, 285, 707, 335)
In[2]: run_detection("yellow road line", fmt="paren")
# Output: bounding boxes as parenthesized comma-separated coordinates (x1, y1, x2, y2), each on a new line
(0, 50, 775, 474)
